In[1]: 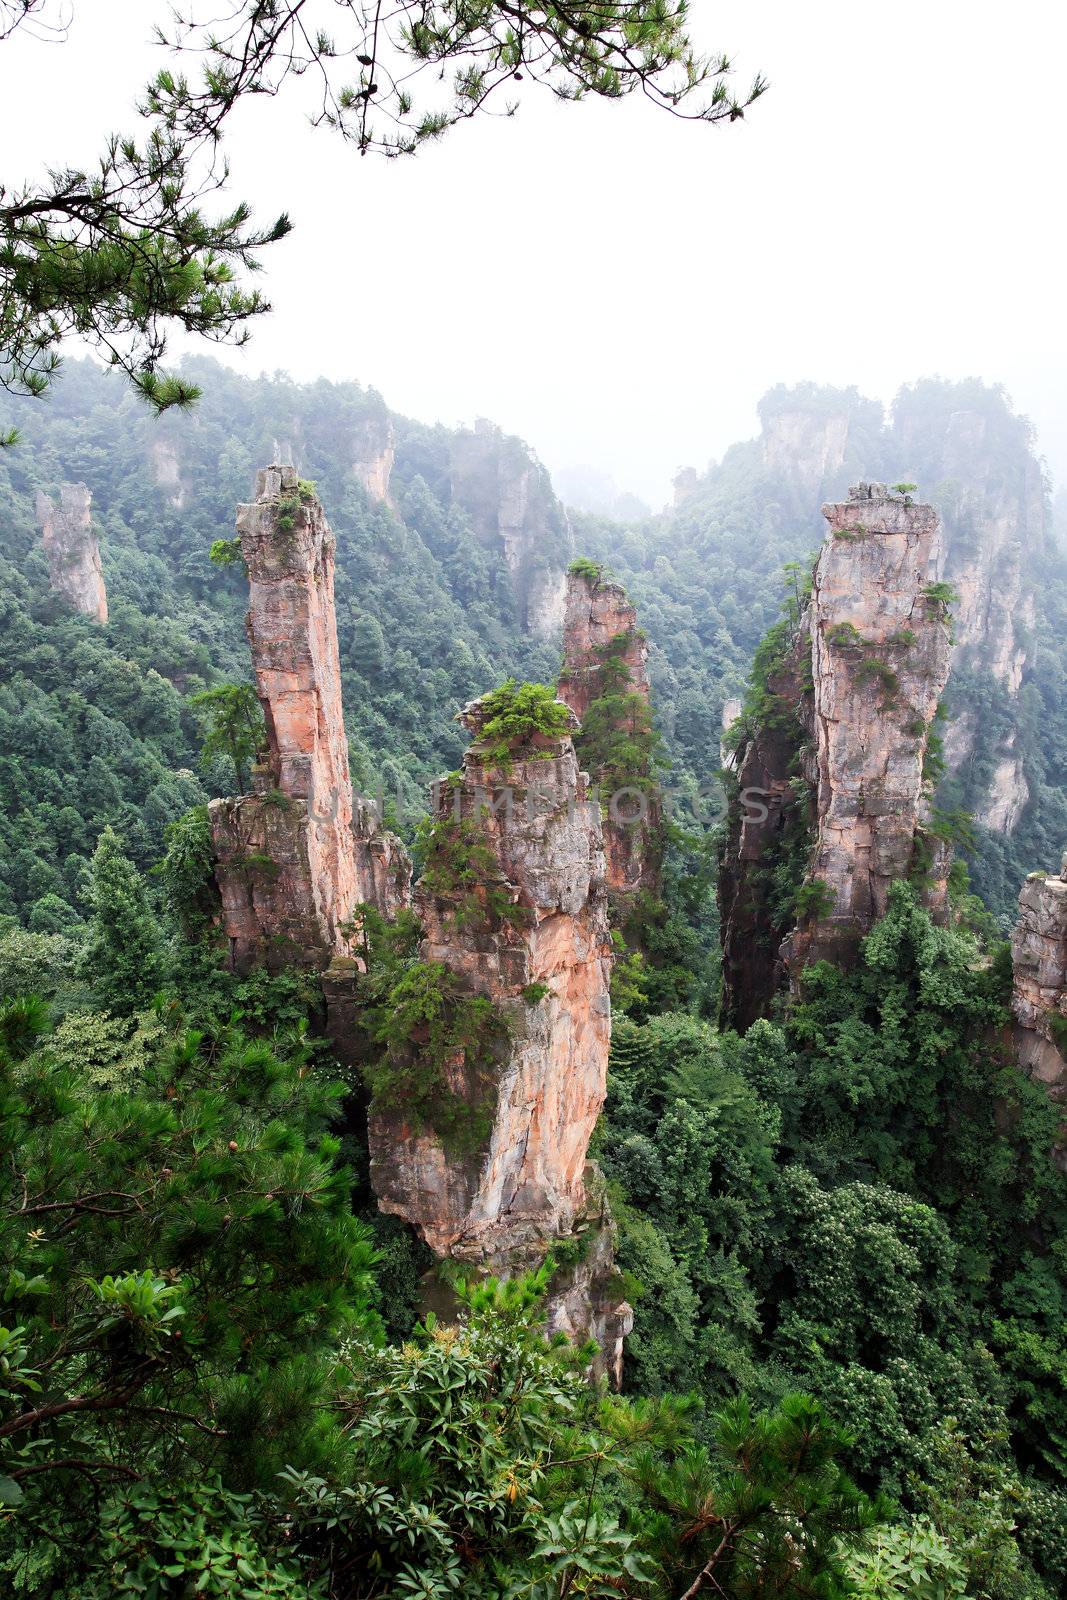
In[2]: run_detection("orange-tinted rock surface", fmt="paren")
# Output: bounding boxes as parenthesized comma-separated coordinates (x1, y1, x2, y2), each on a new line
(367, 693, 631, 1375)
(369, 694, 612, 1256)
(209, 466, 409, 973)
(35, 484, 108, 623)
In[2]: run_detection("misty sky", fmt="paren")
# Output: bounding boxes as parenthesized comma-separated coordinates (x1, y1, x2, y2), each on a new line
(4, 0, 1065, 505)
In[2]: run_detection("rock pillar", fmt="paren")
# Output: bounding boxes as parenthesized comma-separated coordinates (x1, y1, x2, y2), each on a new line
(558, 568, 661, 901)
(208, 466, 408, 973)
(1011, 867, 1067, 1162)
(367, 691, 630, 1378)
(36, 485, 108, 623)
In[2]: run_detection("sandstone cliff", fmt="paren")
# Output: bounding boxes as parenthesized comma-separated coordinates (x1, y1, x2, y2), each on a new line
(35, 485, 108, 623)
(209, 466, 409, 973)
(1011, 868, 1067, 1162)
(558, 567, 661, 901)
(351, 413, 395, 504)
(367, 690, 630, 1375)
(719, 483, 953, 1027)
(449, 420, 572, 637)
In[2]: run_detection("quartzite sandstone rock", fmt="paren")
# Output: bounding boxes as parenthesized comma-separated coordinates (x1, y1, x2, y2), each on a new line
(786, 483, 952, 969)
(719, 484, 953, 1025)
(209, 466, 409, 973)
(35, 484, 108, 623)
(558, 569, 661, 899)
(449, 420, 571, 637)
(367, 693, 630, 1373)
(1011, 868, 1067, 1162)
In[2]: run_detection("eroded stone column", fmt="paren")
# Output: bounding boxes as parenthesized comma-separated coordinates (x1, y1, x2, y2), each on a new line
(36, 485, 108, 623)
(558, 568, 661, 901)
(209, 466, 409, 973)
(367, 693, 631, 1378)
(1011, 866, 1067, 1163)
(785, 482, 952, 972)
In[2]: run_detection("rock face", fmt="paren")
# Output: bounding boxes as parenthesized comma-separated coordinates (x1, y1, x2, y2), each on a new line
(761, 407, 850, 496)
(351, 414, 395, 504)
(1011, 870, 1067, 1162)
(449, 420, 571, 637)
(672, 466, 700, 506)
(893, 400, 1047, 838)
(558, 568, 661, 900)
(35, 485, 108, 623)
(719, 484, 953, 1026)
(149, 437, 186, 509)
(788, 483, 952, 968)
(367, 693, 630, 1374)
(209, 466, 409, 973)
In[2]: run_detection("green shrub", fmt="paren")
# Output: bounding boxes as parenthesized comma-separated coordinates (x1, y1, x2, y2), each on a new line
(366, 960, 507, 1154)
(568, 555, 606, 583)
(793, 878, 836, 921)
(477, 679, 572, 765)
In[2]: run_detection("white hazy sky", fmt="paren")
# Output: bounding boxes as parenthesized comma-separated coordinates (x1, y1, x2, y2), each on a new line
(4, 0, 1066, 504)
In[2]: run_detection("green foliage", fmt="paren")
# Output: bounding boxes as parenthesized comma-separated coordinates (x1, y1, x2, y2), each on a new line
(844, 1518, 966, 1598)
(0, 989, 380, 1592)
(922, 581, 959, 610)
(81, 825, 164, 1013)
(208, 537, 244, 567)
(189, 681, 264, 792)
(793, 877, 836, 921)
(569, 555, 607, 582)
(416, 807, 528, 931)
(364, 959, 506, 1155)
(154, 802, 220, 938)
(573, 633, 662, 795)
(476, 678, 573, 765)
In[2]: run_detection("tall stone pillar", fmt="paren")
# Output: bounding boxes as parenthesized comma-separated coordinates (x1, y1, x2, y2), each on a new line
(36, 484, 108, 623)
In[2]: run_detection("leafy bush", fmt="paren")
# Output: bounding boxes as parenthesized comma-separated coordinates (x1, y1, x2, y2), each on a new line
(476, 679, 572, 765)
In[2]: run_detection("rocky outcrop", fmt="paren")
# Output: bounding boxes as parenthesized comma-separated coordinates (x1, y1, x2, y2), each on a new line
(719, 484, 953, 1026)
(367, 691, 629, 1371)
(1011, 867, 1067, 1162)
(449, 420, 571, 637)
(149, 437, 186, 509)
(351, 414, 395, 505)
(719, 698, 743, 771)
(35, 485, 108, 623)
(893, 398, 1048, 838)
(982, 744, 1030, 834)
(209, 466, 409, 973)
(718, 629, 813, 1032)
(672, 466, 700, 507)
(558, 568, 661, 900)
(787, 483, 952, 968)
(761, 407, 850, 496)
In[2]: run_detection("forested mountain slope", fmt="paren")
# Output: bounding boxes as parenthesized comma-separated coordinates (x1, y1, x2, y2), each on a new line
(2, 362, 1061, 931)
(0, 359, 569, 924)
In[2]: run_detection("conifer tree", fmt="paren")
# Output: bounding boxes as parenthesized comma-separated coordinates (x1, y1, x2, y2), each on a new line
(81, 825, 164, 1014)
